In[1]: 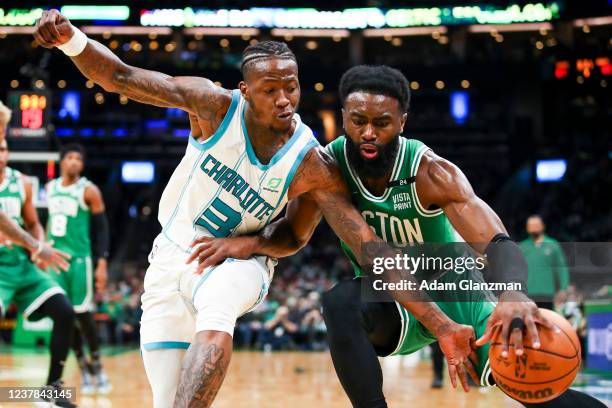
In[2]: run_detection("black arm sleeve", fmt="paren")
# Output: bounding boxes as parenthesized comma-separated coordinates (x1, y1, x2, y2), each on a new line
(484, 234, 528, 294)
(90, 212, 109, 262)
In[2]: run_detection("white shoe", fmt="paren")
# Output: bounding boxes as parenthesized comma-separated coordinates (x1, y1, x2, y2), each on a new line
(94, 369, 112, 395)
(81, 370, 95, 396)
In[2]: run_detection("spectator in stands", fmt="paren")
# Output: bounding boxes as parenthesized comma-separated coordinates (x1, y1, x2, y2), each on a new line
(116, 293, 142, 344)
(520, 215, 570, 309)
(260, 304, 300, 351)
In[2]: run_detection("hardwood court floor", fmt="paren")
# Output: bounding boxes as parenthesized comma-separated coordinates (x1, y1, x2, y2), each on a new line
(0, 349, 522, 407)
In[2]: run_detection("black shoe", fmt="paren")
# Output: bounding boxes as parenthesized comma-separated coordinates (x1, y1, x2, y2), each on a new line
(431, 376, 443, 389)
(41, 380, 78, 408)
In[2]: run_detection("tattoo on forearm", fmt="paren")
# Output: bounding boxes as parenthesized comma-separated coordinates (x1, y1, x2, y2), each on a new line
(71, 40, 229, 126)
(318, 194, 366, 257)
(174, 343, 229, 408)
(0, 212, 37, 249)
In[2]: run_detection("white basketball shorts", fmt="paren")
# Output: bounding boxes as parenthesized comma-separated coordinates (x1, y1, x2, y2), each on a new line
(140, 233, 275, 351)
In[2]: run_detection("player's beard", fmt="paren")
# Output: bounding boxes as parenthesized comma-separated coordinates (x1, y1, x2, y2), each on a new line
(346, 136, 400, 178)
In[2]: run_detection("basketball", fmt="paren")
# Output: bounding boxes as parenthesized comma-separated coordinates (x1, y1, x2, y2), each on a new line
(489, 309, 581, 403)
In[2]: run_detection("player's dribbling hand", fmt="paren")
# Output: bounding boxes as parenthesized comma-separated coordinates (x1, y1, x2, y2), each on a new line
(437, 322, 480, 392)
(474, 290, 559, 358)
(187, 236, 260, 274)
(32, 242, 71, 273)
(33, 9, 74, 49)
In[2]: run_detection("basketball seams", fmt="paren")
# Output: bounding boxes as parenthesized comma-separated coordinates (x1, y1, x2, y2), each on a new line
(489, 316, 580, 359)
(490, 359, 581, 386)
(489, 342, 578, 359)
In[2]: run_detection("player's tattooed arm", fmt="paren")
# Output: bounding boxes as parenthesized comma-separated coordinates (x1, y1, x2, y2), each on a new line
(0, 211, 39, 251)
(188, 175, 323, 272)
(0, 207, 70, 272)
(250, 194, 322, 258)
(33, 10, 232, 123)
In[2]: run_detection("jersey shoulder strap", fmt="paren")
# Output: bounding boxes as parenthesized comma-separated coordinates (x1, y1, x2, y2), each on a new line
(77, 177, 92, 211)
(7, 167, 26, 202)
(402, 138, 429, 179)
(324, 135, 346, 162)
(187, 89, 241, 152)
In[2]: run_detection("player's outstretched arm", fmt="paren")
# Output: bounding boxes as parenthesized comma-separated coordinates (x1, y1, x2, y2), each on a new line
(0, 212, 70, 272)
(33, 9, 231, 118)
(188, 194, 322, 272)
(416, 150, 557, 355)
(0, 211, 39, 252)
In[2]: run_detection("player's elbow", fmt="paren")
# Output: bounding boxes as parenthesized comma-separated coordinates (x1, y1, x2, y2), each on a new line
(101, 72, 125, 93)
(293, 235, 310, 253)
(105, 64, 134, 94)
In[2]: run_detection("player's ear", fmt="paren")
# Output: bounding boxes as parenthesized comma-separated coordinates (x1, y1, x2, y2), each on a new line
(239, 81, 248, 100)
(399, 112, 408, 133)
(341, 108, 347, 130)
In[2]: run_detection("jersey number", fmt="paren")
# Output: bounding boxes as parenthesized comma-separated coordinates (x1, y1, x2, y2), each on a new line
(195, 197, 241, 237)
(50, 215, 68, 237)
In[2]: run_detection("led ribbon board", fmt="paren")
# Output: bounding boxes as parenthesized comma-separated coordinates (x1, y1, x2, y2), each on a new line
(0, 6, 128, 26)
(0, 8, 43, 26)
(140, 3, 560, 28)
(60, 6, 130, 21)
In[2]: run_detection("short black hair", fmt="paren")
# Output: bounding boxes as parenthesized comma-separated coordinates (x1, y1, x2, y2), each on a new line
(60, 143, 86, 161)
(527, 214, 544, 223)
(339, 65, 411, 112)
(241, 41, 297, 77)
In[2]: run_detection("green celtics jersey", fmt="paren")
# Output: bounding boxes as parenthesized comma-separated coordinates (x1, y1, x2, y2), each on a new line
(47, 177, 92, 257)
(325, 136, 459, 277)
(0, 167, 27, 263)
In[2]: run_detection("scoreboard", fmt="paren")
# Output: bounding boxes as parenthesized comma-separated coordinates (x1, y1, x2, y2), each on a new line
(7, 91, 49, 138)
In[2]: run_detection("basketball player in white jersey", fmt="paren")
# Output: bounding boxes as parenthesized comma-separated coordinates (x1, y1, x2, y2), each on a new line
(35, 10, 486, 407)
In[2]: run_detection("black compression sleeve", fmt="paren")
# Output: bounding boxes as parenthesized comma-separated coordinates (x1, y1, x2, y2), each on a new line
(484, 234, 528, 294)
(90, 212, 109, 262)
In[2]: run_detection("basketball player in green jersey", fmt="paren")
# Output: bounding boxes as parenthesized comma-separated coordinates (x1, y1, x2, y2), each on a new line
(189, 66, 605, 407)
(0, 102, 69, 271)
(0, 211, 70, 271)
(0, 137, 77, 408)
(47, 143, 111, 395)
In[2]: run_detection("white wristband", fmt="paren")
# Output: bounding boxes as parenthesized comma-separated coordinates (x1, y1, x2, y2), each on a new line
(32, 241, 44, 257)
(57, 27, 88, 56)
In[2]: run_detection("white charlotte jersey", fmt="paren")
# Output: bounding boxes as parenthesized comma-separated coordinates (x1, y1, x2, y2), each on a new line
(158, 89, 319, 251)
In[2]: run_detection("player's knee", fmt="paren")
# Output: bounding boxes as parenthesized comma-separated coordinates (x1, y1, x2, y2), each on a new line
(47, 294, 76, 326)
(322, 288, 363, 344)
(58, 305, 76, 328)
(194, 329, 233, 345)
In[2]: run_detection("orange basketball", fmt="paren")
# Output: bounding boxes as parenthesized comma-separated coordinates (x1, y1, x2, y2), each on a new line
(489, 308, 581, 404)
